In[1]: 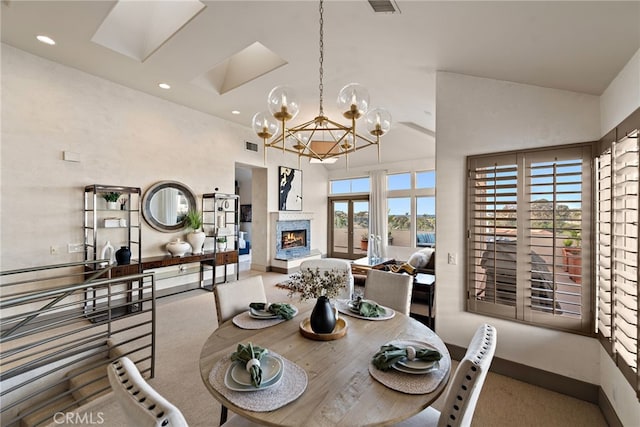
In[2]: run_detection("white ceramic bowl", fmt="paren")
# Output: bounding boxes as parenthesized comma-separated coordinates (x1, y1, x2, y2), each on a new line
(166, 239, 190, 257)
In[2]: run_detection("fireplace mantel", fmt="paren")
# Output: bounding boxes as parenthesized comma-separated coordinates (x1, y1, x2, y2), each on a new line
(271, 211, 314, 221)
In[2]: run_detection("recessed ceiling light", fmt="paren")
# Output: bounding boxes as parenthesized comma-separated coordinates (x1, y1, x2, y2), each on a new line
(158, 83, 171, 90)
(36, 35, 56, 45)
(231, 110, 240, 115)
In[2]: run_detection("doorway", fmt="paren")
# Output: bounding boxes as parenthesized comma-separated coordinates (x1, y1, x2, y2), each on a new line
(329, 196, 369, 259)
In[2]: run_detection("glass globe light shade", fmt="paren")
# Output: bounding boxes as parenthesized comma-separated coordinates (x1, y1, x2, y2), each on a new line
(337, 83, 370, 119)
(365, 108, 392, 137)
(267, 86, 299, 121)
(252, 111, 279, 139)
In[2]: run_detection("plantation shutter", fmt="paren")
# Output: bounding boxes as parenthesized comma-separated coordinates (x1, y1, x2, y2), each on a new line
(467, 144, 593, 333)
(467, 154, 519, 319)
(525, 147, 592, 331)
(597, 113, 639, 394)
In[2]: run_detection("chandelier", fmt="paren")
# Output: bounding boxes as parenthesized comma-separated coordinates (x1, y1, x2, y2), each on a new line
(251, 0, 391, 168)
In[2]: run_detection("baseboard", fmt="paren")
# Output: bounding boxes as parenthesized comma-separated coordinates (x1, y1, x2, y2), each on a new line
(447, 343, 599, 403)
(598, 387, 624, 427)
(447, 343, 623, 427)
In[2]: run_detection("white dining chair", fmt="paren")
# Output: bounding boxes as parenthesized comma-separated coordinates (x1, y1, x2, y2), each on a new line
(394, 323, 497, 427)
(213, 275, 267, 324)
(364, 269, 413, 315)
(107, 356, 188, 427)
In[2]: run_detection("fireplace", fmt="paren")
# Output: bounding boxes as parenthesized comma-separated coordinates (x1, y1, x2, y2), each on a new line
(275, 219, 311, 260)
(281, 230, 307, 249)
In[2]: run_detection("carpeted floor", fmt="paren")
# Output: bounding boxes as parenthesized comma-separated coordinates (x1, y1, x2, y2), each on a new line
(75, 270, 608, 427)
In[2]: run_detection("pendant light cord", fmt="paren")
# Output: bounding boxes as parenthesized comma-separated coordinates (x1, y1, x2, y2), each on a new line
(318, 0, 324, 117)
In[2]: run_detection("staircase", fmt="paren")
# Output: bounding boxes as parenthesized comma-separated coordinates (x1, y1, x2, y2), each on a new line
(0, 261, 156, 427)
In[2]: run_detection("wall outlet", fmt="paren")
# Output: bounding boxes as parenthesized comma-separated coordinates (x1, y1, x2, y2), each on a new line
(68, 243, 84, 253)
(50, 246, 59, 255)
(447, 252, 457, 265)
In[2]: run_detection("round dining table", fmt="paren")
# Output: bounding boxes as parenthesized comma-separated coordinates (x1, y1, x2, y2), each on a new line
(199, 300, 451, 427)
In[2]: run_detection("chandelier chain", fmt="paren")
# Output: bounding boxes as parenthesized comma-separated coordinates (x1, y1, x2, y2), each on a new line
(318, 0, 324, 116)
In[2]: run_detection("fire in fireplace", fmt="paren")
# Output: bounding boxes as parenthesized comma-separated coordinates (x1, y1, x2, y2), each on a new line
(281, 230, 307, 249)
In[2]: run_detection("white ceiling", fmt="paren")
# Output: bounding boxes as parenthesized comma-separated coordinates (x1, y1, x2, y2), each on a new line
(2, 1, 639, 169)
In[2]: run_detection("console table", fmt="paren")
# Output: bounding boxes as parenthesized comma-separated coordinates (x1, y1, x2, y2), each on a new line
(84, 251, 238, 319)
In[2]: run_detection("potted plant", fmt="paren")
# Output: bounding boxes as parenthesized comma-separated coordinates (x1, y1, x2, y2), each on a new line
(360, 234, 369, 251)
(562, 230, 581, 283)
(216, 236, 227, 252)
(102, 192, 121, 210)
(185, 210, 205, 254)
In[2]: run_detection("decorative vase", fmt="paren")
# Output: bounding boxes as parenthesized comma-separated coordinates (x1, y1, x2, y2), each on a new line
(106, 201, 118, 210)
(115, 246, 131, 265)
(99, 241, 115, 266)
(310, 296, 336, 334)
(166, 239, 190, 257)
(186, 231, 206, 254)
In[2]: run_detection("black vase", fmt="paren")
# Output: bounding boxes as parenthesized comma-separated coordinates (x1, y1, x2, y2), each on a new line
(115, 246, 131, 265)
(310, 296, 336, 334)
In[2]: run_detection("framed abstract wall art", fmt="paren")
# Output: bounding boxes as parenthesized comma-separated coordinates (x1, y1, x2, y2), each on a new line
(278, 166, 302, 211)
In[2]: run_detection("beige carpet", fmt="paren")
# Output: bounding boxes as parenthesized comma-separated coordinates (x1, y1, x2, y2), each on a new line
(75, 270, 607, 427)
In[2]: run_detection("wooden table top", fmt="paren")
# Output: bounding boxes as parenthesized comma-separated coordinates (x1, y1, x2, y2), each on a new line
(199, 301, 451, 427)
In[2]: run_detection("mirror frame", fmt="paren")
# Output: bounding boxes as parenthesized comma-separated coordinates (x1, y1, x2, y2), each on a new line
(142, 181, 197, 232)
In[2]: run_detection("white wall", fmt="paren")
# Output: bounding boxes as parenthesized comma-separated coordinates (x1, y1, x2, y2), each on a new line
(0, 44, 328, 278)
(435, 71, 602, 385)
(600, 48, 640, 135)
(598, 48, 640, 426)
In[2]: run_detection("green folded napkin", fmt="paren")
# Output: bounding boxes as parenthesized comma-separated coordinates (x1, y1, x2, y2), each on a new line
(358, 301, 386, 317)
(230, 342, 268, 387)
(249, 302, 296, 320)
(372, 344, 442, 371)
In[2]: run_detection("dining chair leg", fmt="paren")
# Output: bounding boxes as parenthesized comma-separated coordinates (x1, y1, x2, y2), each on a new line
(220, 404, 228, 425)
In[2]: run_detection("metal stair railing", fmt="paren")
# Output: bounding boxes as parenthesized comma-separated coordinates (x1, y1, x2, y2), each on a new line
(0, 260, 156, 427)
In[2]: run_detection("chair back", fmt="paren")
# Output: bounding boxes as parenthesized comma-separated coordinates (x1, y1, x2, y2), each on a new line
(299, 258, 354, 300)
(107, 357, 188, 427)
(214, 275, 267, 324)
(364, 269, 413, 315)
(437, 323, 497, 427)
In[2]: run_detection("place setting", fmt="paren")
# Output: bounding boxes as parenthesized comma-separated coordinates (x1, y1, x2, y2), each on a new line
(335, 295, 395, 321)
(232, 302, 299, 329)
(209, 342, 308, 412)
(368, 339, 450, 394)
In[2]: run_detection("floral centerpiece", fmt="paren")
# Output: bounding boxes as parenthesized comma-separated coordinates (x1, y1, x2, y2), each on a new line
(287, 267, 347, 334)
(287, 267, 347, 301)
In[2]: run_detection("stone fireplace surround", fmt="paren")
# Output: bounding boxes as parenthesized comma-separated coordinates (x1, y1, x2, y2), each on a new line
(270, 211, 321, 273)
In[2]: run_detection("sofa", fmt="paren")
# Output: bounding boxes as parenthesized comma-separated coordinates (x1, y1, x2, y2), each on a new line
(416, 232, 436, 248)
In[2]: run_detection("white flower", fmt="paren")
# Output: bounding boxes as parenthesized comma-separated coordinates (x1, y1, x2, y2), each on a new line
(287, 267, 347, 301)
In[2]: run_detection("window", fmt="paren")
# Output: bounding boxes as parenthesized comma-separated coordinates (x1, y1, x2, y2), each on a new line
(385, 171, 435, 247)
(416, 171, 436, 189)
(596, 109, 639, 395)
(330, 177, 370, 194)
(467, 144, 593, 334)
(387, 173, 411, 190)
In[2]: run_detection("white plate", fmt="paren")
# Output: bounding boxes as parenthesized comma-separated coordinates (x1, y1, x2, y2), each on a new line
(249, 305, 298, 320)
(396, 345, 439, 370)
(348, 300, 386, 316)
(249, 307, 278, 319)
(224, 357, 284, 391)
(230, 354, 282, 386)
(393, 360, 440, 375)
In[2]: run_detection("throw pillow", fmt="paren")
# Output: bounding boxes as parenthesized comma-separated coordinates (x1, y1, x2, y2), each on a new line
(407, 252, 429, 269)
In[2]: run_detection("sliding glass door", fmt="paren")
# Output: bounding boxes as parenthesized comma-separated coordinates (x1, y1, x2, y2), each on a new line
(329, 197, 369, 259)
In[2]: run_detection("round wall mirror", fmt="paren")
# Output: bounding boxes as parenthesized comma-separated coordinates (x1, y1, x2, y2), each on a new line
(142, 181, 197, 232)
